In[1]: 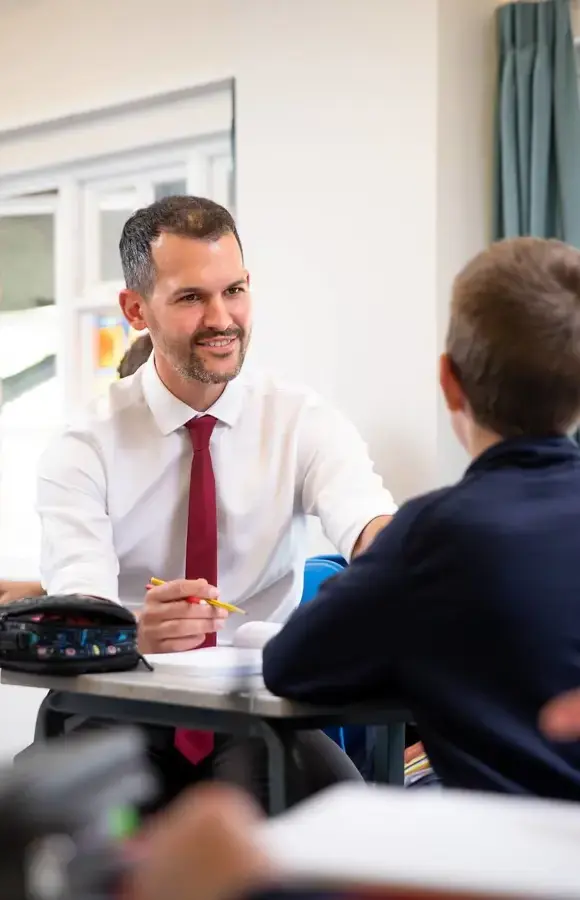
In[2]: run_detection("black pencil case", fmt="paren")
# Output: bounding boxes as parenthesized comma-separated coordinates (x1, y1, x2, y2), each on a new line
(0, 595, 144, 676)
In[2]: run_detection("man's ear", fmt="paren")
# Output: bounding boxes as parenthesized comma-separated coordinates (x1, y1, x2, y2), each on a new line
(119, 290, 148, 331)
(439, 353, 465, 413)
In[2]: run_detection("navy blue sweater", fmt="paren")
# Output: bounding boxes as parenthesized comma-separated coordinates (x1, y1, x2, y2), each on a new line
(263, 437, 580, 799)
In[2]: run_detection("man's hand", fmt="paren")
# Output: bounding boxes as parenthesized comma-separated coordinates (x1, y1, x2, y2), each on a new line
(0, 580, 44, 605)
(138, 579, 228, 654)
(130, 784, 274, 900)
(541, 689, 580, 741)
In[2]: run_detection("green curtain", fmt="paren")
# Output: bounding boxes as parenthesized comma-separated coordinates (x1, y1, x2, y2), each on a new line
(494, 0, 580, 245)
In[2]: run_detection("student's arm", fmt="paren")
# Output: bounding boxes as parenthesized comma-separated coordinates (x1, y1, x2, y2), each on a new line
(131, 784, 274, 900)
(263, 508, 416, 705)
(0, 581, 44, 604)
(36, 430, 120, 601)
(297, 399, 397, 561)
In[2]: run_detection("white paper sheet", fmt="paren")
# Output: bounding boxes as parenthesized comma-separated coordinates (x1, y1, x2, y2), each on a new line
(259, 783, 580, 898)
(145, 646, 262, 677)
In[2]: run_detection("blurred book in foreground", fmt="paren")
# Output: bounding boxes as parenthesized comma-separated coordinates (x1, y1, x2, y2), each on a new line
(259, 784, 580, 899)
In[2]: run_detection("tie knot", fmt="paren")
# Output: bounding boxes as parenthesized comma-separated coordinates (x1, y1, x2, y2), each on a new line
(186, 415, 217, 451)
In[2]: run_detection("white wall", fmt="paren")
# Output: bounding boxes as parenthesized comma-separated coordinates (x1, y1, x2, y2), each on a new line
(0, 0, 495, 752)
(0, 0, 446, 498)
(436, 0, 497, 484)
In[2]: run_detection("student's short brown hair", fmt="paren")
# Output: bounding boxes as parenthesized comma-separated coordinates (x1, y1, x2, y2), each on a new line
(117, 332, 153, 378)
(447, 238, 580, 438)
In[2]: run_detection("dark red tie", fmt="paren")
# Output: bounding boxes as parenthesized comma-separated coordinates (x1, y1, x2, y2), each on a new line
(174, 414, 218, 765)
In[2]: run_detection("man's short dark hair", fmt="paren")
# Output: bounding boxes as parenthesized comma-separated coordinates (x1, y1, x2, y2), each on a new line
(447, 237, 580, 438)
(119, 196, 242, 297)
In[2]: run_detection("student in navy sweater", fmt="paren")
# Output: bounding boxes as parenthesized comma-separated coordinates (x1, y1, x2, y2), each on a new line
(263, 237, 580, 799)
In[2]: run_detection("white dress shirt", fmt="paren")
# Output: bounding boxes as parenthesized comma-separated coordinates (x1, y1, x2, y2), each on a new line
(37, 355, 396, 641)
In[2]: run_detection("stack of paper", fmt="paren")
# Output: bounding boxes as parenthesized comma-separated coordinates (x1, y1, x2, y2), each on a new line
(145, 620, 281, 678)
(145, 646, 262, 678)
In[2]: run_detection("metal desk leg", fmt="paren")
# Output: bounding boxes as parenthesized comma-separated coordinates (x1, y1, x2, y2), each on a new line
(257, 723, 294, 816)
(373, 723, 406, 785)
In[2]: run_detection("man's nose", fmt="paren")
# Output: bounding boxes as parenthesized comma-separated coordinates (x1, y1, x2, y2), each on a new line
(202, 295, 233, 331)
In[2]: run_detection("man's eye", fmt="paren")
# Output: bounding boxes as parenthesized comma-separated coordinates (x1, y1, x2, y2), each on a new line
(180, 294, 201, 304)
(226, 286, 245, 296)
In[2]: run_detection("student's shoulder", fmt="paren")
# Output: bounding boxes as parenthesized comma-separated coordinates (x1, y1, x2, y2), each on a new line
(383, 486, 457, 539)
(383, 478, 484, 558)
(39, 371, 146, 466)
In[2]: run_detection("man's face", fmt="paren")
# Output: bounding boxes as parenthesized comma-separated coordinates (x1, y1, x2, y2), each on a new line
(134, 232, 251, 385)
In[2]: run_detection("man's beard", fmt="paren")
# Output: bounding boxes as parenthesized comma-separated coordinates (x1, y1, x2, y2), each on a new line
(169, 325, 247, 385)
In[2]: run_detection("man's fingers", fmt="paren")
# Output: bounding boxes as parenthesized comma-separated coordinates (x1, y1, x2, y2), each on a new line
(138, 614, 226, 655)
(148, 578, 219, 602)
(139, 581, 229, 655)
(156, 635, 211, 653)
(154, 617, 226, 641)
(145, 600, 228, 622)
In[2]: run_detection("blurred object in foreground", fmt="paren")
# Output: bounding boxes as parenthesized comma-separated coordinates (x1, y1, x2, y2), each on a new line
(0, 728, 155, 900)
(260, 784, 580, 899)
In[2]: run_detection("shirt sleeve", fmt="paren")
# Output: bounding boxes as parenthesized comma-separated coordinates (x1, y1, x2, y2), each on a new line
(297, 398, 397, 560)
(262, 507, 413, 705)
(36, 429, 120, 602)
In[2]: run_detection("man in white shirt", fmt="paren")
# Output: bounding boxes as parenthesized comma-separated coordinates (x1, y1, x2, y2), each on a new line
(36, 195, 397, 811)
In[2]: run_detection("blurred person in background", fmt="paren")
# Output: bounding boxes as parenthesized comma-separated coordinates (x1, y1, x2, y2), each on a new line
(0, 332, 153, 605)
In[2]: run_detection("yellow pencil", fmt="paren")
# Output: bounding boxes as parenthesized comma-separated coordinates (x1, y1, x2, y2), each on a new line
(149, 577, 246, 615)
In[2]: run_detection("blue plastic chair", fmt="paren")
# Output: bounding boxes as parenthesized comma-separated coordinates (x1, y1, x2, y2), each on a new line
(302, 555, 347, 604)
(302, 555, 348, 752)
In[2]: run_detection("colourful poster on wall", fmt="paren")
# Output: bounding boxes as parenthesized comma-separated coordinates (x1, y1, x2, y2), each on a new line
(95, 314, 130, 372)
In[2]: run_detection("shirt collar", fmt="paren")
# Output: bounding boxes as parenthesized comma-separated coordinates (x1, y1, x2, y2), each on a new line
(466, 435, 580, 476)
(141, 352, 246, 436)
